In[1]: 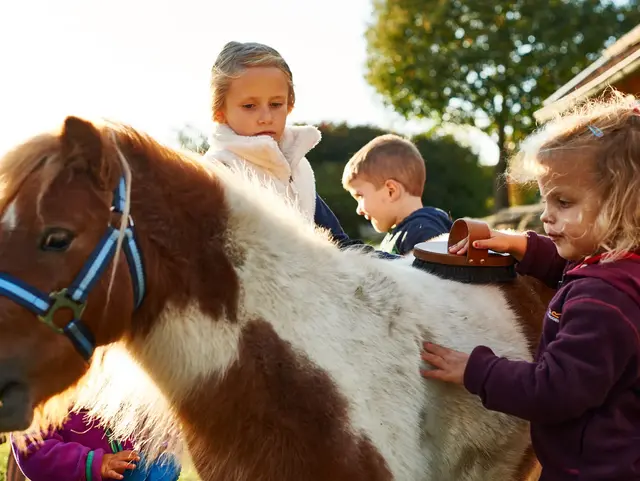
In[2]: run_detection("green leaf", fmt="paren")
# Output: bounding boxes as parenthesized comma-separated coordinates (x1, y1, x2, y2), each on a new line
(365, 0, 640, 209)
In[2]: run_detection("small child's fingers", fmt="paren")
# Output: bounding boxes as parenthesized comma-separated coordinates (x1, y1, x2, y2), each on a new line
(119, 450, 140, 461)
(111, 461, 137, 474)
(473, 236, 509, 253)
(421, 351, 446, 369)
(420, 368, 446, 380)
(106, 469, 124, 480)
(470, 239, 490, 250)
(448, 238, 469, 254)
(422, 342, 451, 358)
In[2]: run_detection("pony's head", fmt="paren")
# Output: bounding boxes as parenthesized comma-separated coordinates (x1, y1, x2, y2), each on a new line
(0, 116, 141, 433)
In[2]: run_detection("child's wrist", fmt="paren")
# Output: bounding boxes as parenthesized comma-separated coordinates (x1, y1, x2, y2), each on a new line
(508, 233, 528, 261)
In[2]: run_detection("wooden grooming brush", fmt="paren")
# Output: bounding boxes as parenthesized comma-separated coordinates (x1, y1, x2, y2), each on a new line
(412, 218, 516, 283)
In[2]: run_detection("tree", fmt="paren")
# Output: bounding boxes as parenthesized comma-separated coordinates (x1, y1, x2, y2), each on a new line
(176, 124, 209, 154)
(413, 134, 494, 219)
(365, 0, 640, 210)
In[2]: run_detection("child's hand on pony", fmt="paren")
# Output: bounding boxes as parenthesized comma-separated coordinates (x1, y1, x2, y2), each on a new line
(101, 450, 140, 480)
(448, 229, 528, 261)
(420, 342, 469, 385)
(422, 230, 528, 384)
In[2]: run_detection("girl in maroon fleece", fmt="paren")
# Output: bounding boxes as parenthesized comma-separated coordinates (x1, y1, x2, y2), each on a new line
(421, 94, 640, 481)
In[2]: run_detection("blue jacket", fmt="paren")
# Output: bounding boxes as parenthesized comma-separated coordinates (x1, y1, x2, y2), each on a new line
(314, 194, 398, 259)
(379, 207, 452, 255)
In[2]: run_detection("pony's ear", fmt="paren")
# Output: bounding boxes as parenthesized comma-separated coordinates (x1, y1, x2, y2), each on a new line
(60, 116, 109, 189)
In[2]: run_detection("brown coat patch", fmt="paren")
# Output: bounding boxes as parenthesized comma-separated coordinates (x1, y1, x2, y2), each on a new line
(500, 274, 556, 481)
(501, 275, 556, 357)
(111, 129, 241, 334)
(177, 320, 392, 481)
(514, 444, 542, 481)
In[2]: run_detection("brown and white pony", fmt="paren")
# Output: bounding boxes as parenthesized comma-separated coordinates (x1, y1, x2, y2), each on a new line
(0, 116, 553, 481)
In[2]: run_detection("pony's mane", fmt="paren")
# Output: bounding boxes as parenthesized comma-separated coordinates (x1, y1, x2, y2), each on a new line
(0, 133, 60, 211)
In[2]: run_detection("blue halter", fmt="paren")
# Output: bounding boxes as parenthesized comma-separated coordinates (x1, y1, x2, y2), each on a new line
(0, 176, 145, 361)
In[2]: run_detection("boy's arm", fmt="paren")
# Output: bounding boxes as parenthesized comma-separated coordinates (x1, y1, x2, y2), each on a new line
(314, 195, 400, 259)
(515, 231, 567, 288)
(314, 194, 351, 245)
(11, 432, 105, 481)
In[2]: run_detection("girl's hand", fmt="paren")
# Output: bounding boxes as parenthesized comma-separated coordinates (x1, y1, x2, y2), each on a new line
(448, 230, 528, 261)
(101, 450, 140, 480)
(420, 342, 469, 385)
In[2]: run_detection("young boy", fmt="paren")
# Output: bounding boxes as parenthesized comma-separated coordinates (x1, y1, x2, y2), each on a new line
(342, 134, 452, 256)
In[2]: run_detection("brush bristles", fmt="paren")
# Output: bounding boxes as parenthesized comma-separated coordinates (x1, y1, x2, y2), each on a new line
(412, 258, 517, 284)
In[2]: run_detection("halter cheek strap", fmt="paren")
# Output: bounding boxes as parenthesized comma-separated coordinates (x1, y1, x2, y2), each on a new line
(0, 176, 145, 361)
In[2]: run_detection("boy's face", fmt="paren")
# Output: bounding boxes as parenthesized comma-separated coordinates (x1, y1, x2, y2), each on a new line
(346, 178, 397, 233)
(217, 66, 291, 142)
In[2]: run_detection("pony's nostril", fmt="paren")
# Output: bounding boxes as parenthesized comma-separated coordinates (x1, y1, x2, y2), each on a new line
(0, 381, 21, 405)
(0, 379, 33, 432)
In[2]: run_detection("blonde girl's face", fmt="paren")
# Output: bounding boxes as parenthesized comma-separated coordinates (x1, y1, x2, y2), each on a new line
(537, 161, 602, 261)
(217, 66, 291, 142)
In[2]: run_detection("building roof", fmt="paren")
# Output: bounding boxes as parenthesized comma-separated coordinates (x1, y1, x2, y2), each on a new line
(534, 24, 640, 122)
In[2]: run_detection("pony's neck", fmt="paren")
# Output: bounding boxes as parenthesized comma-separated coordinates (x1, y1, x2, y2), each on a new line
(114, 141, 385, 479)
(129, 145, 241, 322)
(121, 135, 327, 395)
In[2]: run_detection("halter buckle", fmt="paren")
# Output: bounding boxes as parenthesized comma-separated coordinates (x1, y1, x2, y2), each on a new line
(38, 288, 86, 333)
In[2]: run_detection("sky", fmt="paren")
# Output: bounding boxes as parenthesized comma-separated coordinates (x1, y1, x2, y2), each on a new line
(0, 0, 498, 163)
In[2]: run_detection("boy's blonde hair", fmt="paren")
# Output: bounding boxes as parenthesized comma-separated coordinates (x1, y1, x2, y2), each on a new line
(210, 41, 295, 121)
(342, 134, 426, 196)
(510, 90, 640, 260)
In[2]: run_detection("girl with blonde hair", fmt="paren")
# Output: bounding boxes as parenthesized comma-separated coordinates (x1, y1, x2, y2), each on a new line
(204, 41, 350, 244)
(421, 92, 640, 480)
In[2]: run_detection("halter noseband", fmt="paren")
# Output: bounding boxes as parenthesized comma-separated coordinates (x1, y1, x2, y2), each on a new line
(0, 176, 145, 361)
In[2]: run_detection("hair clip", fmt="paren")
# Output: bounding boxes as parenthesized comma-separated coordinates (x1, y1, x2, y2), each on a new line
(588, 125, 604, 137)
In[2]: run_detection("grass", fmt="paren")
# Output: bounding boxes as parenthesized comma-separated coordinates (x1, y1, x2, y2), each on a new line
(0, 442, 200, 481)
(1, 443, 7, 481)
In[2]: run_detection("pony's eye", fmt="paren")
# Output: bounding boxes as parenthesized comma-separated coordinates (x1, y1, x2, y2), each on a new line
(40, 228, 75, 252)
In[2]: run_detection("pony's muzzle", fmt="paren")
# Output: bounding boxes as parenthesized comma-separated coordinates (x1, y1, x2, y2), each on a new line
(0, 361, 33, 432)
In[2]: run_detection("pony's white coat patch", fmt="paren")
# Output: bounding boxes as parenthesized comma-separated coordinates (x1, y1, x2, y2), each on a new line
(2, 200, 18, 232)
(208, 164, 533, 480)
(71, 303, 242, 460)
(231, 243, 531, 480)
(133, 302, 242, 396)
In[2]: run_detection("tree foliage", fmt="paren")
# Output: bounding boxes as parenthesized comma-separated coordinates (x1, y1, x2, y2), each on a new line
(175, 124, 209, 155)
(365, 0, 640, 209)
(413, 134, 494, 218)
